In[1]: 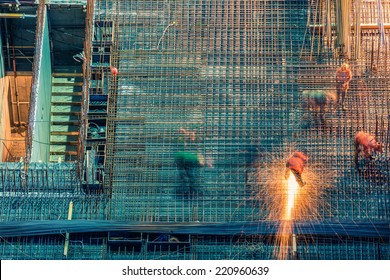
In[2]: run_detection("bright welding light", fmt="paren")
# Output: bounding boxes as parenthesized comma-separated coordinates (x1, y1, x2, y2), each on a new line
(285, 171, 299, 220)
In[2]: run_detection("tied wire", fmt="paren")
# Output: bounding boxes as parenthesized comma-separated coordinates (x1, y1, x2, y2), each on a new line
(156, 22, 175, 50)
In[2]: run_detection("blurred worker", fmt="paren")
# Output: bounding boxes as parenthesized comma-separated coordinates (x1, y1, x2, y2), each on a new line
(285, 151, 308, 187)
(175, 128, 211, 190)
(243, 144, 262, 185)
(336, 63, 352, 110)
(354, 131, 383, 168)
(179, 128, 196, 142)
(302, 89, 337, 124)
(175, 151, 204, 189)
(110, 66, 118, 76)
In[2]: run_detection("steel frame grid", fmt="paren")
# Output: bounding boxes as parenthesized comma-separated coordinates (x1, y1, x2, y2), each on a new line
(0, 0, 389, 260)
(97, 0, 390, 223)
(0, 232, 388, 260)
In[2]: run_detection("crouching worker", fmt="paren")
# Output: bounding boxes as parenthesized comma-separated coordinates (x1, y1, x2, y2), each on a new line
(285, 151, 308, 187)
(302, 89, 337, 124)
(175, 151, 205, 189)
(354, 131, 383, 168)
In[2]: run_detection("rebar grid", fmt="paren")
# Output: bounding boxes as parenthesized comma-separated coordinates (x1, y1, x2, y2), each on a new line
(0, 232, 388, 260)
(95, 0, 390, 224)
(0, 0, 389, 260)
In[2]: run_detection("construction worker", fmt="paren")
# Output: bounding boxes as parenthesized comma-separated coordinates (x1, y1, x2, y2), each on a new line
(302, 89, 337, 124)
(110, 66, 118, 76)
(285, 151, 308, 187)
(336, 63, 352, 110)
(175, 128, 211, 190)
(354, 131, 383, 168)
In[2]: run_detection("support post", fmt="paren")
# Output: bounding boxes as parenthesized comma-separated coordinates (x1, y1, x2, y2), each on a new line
(292, 233, 298, 260)
(63, 201, 73, 258)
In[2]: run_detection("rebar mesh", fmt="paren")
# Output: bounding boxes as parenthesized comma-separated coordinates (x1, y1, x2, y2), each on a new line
(0, 0, 389, 260)
(96, 0, 390, 223)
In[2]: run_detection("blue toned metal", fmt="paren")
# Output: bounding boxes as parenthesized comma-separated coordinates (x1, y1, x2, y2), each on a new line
(0, 220, 389, 238)
(0, 0, 389, 260)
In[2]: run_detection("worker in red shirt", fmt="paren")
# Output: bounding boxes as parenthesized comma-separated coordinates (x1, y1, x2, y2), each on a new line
(336, 63, 352, 110)
(110, 66, 118, 76)
(354, 131, 383, 168)
(285, 151, 308, 187)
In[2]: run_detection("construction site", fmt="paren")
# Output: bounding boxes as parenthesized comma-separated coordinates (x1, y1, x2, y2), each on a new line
(0, 0, 389, 260)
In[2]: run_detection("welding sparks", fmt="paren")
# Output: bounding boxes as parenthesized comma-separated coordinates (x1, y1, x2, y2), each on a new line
(274, 171, 300, 260)
(252, 149, 334, 259)
(285, 171, 299, 220)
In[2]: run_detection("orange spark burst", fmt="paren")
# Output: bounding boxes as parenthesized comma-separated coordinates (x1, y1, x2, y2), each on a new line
(251, 148, 335, 259)
(285, 171, 299, 220)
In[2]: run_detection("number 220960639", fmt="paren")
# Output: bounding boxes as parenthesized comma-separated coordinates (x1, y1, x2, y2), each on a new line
(215, 266, 269, 276)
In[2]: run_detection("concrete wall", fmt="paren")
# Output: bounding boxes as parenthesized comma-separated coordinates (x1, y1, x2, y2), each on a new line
(8, 75, 32, 126)
(29, 5, 52, 162)
(0, 77, 12, 162)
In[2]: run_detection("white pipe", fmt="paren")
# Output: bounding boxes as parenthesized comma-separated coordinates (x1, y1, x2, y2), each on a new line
(63, 201, 74, 258)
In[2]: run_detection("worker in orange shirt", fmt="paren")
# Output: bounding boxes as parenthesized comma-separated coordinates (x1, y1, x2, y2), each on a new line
(285, 151, 308, 187)
(336, 63, 352, 110)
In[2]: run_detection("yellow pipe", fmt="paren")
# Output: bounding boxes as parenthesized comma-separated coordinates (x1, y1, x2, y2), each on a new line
(0, 13, 36, 19)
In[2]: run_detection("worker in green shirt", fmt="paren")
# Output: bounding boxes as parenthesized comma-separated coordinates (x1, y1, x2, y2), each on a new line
(175, 128, 210, 190)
